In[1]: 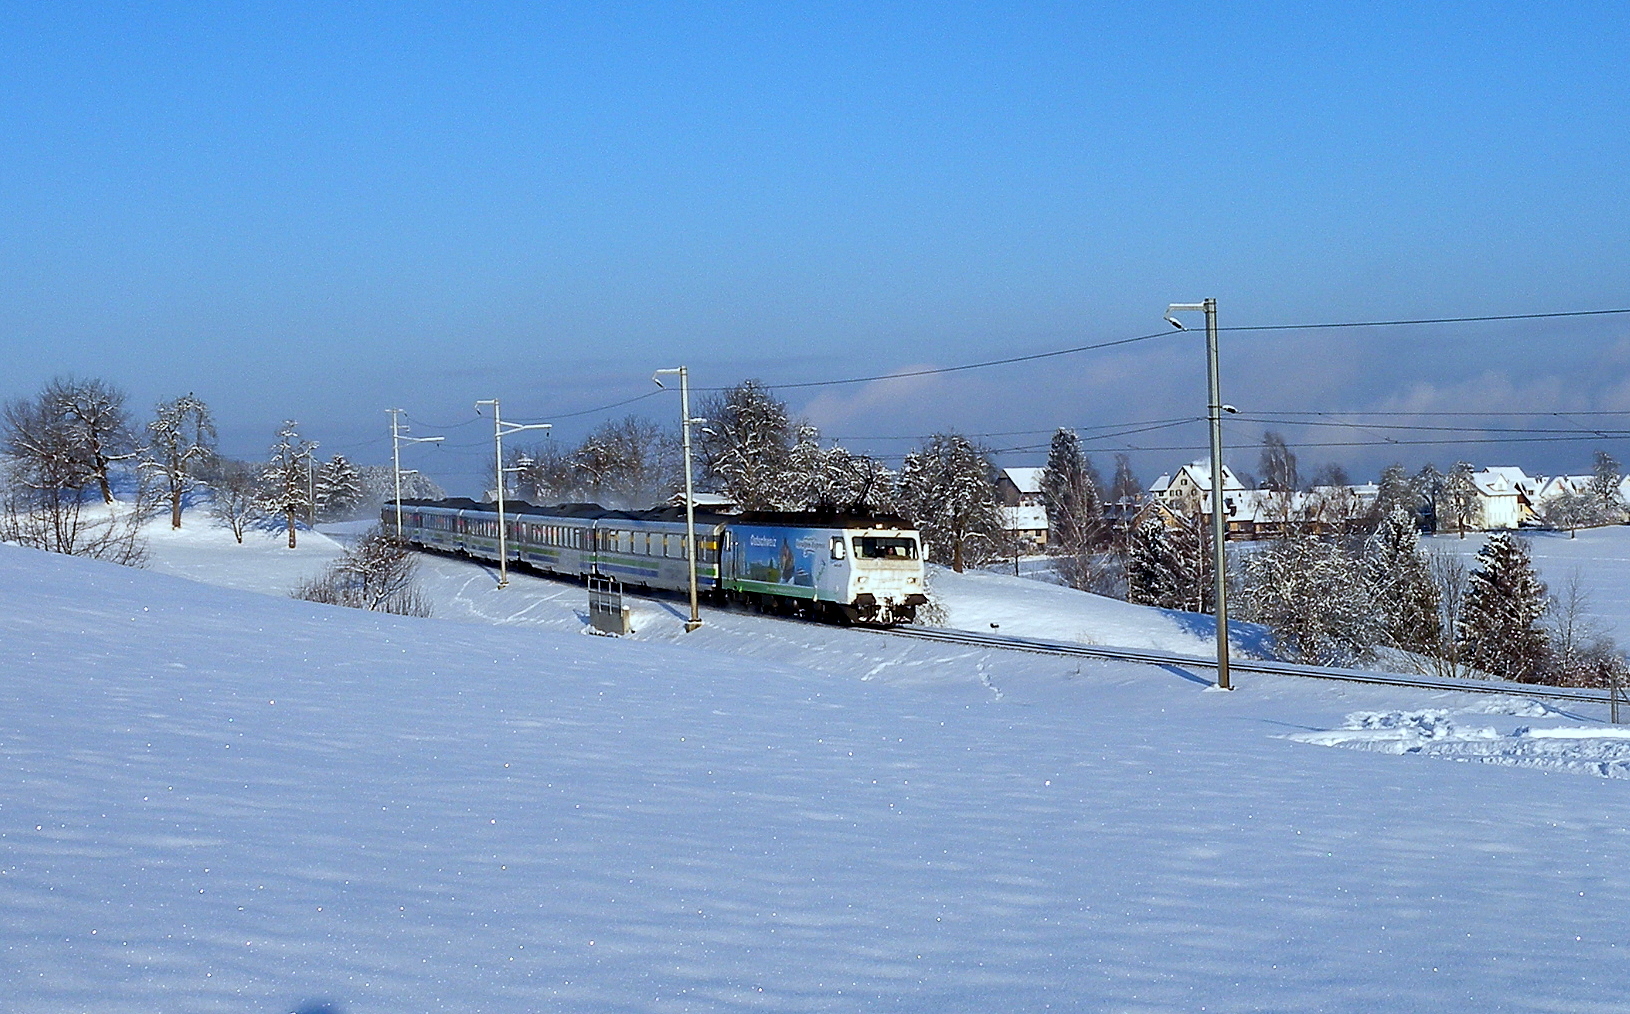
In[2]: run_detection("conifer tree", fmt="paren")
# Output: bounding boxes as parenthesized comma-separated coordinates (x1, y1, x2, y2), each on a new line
(1459, 531, 1549, 681)
(1364, 506, 1441, 653)
(1125, 515, 1175, 607)
(316, 454, 364, 521)
(1040, 427, 1103, 567)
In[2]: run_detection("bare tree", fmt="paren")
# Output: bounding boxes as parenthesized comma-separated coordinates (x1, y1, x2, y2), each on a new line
(207, 458, 261, 544)
(0, 458, 150, 565)
(294, 525, 430, 617)
(1258, 431, 1299, 492)
(144, 393, 216, 529)
(51, 377, 140, 503)
(1441, 461, 1480, 538)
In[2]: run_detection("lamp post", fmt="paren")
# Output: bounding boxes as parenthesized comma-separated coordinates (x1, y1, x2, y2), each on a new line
(475, 399, 550, 589)
(654, 367, 706, 632)
(1165, 298, 1232, 690)
(387, 409, 444, 537)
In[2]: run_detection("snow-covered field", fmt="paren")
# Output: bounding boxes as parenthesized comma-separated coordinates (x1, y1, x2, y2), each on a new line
(6, 518, 1630, 1010)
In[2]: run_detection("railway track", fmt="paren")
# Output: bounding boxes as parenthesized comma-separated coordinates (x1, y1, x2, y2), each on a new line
(877, 624, 1623, 707)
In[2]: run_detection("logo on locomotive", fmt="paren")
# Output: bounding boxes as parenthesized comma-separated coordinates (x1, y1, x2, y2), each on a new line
(741, 528, 822, 586)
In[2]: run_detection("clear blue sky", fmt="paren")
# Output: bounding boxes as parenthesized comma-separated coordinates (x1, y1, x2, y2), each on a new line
(3, 2, 1629, 492)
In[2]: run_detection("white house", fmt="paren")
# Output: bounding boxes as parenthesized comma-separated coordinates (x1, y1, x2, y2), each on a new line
(1001, 504, 1050, 552)
(1468, 468, 1528, 530)
(1149, 461, 1248, 519)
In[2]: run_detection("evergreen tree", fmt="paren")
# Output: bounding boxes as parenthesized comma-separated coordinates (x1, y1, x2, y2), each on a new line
(698, 380, 794, 511)
(896, 433, 1002, 572)
(1040, 427, 1103, 563)
(1125, 513, 1212, 612)
(1125, 515, 1175, 607)
(316, 454, 364, 521)
(1459, 531, 1549, 681)
(1363, 506, 1442, 653)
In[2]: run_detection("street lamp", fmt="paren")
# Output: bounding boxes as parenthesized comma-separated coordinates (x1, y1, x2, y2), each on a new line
(654, 367, 706, 632)
(475, 399, 550, 589)
(1165, 298, 1232, 690)
(387, 409, 444, 537)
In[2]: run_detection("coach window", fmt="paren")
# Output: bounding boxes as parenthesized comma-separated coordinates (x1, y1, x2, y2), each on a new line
(830, 536, 846, 560)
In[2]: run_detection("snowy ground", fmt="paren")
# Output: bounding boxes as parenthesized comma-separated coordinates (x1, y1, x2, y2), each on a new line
(6, 518, 1630, 1010)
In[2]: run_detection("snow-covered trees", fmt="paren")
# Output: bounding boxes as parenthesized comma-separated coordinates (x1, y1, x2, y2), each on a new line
(897, 433, 1002, 572)
(259, 421, 313, 549)
(571, 416, 678, 509)
(4, 376, 140, 504)
(294, 526, 430, 617)
(1590, 450, 1626, 522)
(1237, 533, 1378, 666)
(1125, 514, 1212, 612)
(145, 394, 216, 529)
(316, 455, 364, 521)
(699, 380, 793, 511)
(0, 377, 149, 564)
(1040, 428, 1103, 577)
(1109, 454, 1142, 503)
(1459, 531, 1549, 681)
(357, 464, 444, 508)
(1363, 507, 1441, 653)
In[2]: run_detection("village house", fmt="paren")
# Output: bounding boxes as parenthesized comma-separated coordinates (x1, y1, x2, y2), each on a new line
(996, 467, 1046, 507)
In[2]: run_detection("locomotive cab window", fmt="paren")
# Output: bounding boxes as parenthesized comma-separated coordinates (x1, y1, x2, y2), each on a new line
(830, 536, 846, 560)
(854, 537, 917, 560)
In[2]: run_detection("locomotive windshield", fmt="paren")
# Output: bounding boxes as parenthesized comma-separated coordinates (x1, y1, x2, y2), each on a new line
(854, 536, 918, 560)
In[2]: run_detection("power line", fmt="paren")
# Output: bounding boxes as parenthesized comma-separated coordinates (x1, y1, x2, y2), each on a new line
(1219, 306, 1630, 333)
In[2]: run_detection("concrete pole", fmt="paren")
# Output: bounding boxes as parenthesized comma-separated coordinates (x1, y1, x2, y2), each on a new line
(1203, 298, 1231, 691)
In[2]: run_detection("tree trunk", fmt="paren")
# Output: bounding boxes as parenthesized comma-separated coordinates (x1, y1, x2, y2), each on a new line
(170, 487, 183, 529)
(286, 509, 298, 549)
(98, 474, 114, 504)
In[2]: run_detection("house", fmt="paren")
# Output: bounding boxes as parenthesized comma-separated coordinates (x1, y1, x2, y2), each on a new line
(1468, 468, 1528, 530)
(1001, 504, 1050, 552)
(996, 467, 1046, 507)
(1149, 461, 1248, 520)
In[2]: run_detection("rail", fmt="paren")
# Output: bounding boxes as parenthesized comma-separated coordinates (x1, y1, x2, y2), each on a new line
(876, 625, 1619, 706)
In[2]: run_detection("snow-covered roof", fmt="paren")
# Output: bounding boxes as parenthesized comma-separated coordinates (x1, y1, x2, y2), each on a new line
(1001, 505, 1049, 531)
(1161, 461, 1245, 493)
(1001, 467, 1046, 494)
(1481, 466, 1531, 488)
(1471, 470, 1522, 498)
(1149, 473, 1172, 494)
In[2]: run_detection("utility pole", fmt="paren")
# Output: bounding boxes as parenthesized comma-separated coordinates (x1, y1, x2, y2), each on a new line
(475, 399, 550, 589)
(654, 367, 706, 631)
(306, 441, 320, 527)
(1166, 299, 1232, 690)
(387, 409, 444, 537)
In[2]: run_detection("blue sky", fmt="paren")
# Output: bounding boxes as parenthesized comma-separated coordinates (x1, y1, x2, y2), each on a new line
(3, 2, 1629, 493)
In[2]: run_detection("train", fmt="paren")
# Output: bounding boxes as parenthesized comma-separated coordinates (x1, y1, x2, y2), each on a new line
(385, 497, 929, 625)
